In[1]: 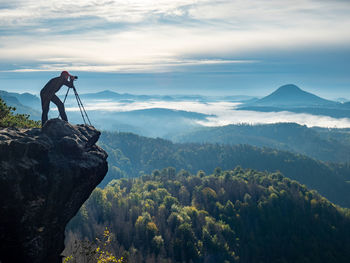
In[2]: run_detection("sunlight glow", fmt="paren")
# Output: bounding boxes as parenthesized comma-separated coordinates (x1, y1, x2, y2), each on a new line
(1, 0, 349, 72)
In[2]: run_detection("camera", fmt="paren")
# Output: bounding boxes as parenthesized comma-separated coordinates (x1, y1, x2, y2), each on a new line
(71, 76, 78, 80)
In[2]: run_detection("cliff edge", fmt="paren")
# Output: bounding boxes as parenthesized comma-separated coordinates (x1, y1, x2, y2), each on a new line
(0, 119, 108, 263)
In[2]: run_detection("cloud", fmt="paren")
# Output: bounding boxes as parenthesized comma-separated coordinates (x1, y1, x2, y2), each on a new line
(0, 0, 197, 29)
(3, 59, 257, 73)
(198, 109, 350, 129)
(62, 99, 350, 128)
(0, 0, 350, 72)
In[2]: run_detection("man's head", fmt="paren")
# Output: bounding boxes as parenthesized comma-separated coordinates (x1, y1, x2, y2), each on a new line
(61, 71, 71, 80)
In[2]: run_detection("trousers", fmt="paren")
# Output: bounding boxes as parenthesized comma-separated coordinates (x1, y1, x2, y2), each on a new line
(40, 92, 67, 126)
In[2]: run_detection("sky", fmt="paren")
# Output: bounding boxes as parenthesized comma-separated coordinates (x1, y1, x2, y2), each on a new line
(0, 0, 350, 98)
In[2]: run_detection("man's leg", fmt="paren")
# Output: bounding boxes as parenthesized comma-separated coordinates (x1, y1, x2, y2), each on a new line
(51, 95, 68, 121)
(40, 93, 50, 126)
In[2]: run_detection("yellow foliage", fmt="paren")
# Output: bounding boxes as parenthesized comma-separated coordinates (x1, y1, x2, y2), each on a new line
(63, 255, 73, 263)
(63, 227, 123, 263)
(95, 228, 123, 263)
(146, 221, 158, 233)
(310, 199, 318, 207)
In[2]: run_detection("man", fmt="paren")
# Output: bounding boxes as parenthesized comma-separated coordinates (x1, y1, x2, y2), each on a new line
(40, 71, 75, 126)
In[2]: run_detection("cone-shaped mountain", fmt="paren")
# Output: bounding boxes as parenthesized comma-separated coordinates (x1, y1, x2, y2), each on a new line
(252, 84, 336, 107)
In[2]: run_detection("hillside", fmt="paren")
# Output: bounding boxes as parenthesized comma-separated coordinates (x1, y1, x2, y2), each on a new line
(0, 90, 40, 110)
(99, 131, 350, 207)
(79, 90, 256, 103)
(0, 91, 41, 120)
(171, 123, 350, 163)
(80, 90, 154, 101)
(79, 108, 210, 137)
(66, 168, 350, 263)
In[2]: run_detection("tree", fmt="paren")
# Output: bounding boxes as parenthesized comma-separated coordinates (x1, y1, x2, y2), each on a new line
(0, 97, 40, 128)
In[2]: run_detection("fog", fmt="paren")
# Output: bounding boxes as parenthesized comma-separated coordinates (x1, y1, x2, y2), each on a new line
(63, 99, 350, 129)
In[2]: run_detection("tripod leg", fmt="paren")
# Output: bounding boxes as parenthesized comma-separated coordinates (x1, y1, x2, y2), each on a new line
(74, 89, 86, 124)
(75, 92, 92, 125)
(63, 88, 70, 104)
(73, 88, 87, 125)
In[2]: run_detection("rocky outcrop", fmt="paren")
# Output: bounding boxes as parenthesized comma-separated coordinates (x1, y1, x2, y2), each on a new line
(0, 119, 108, 263)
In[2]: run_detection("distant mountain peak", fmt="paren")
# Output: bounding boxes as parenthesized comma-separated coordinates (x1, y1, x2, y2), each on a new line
(275, 84, 302, 93)
(266, 84, 310, 99)
(98, 90, 119, 95)
(249, 84, 336, 107)
(81, 90, 122, 99)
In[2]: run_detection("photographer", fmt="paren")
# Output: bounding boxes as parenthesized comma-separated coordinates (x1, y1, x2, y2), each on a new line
(40, 71, 77, 126)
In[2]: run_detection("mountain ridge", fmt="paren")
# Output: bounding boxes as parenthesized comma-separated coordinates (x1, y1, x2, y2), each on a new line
(99, 130, 350, 207)
(171, 122, 350, 163)
(0, 90, 40, 109)
(238, 84, 350, 118)
(0, 90, 41, 120)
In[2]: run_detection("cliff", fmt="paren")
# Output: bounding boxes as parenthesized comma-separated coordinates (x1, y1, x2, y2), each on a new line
(0, 119, 108, 263)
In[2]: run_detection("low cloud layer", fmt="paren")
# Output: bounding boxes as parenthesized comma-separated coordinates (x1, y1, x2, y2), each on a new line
(63, 100, 350, 128)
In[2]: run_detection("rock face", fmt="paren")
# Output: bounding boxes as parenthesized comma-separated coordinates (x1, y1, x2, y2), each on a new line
(0, 119, 108, 263)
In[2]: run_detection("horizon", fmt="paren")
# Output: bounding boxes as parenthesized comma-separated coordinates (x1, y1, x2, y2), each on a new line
(0, 0, 350, 99)
(1, 80, 349, 102)
(3, 83, 350, 130)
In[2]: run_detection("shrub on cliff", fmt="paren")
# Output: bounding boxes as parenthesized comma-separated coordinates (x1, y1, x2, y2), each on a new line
(0, 97, 40, 128)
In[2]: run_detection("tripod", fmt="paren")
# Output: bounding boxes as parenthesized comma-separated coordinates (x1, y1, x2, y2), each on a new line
(63, 86, 92, 126)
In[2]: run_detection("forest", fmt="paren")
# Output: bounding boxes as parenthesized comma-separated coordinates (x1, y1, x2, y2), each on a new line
(2, 95, 350, 262)
(65, 167, 350, 263)
(171, 123, 350, 163)
(99, 131, 350, 208)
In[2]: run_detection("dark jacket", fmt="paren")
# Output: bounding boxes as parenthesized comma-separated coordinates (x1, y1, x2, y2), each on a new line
(40, 76, 74, 99)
